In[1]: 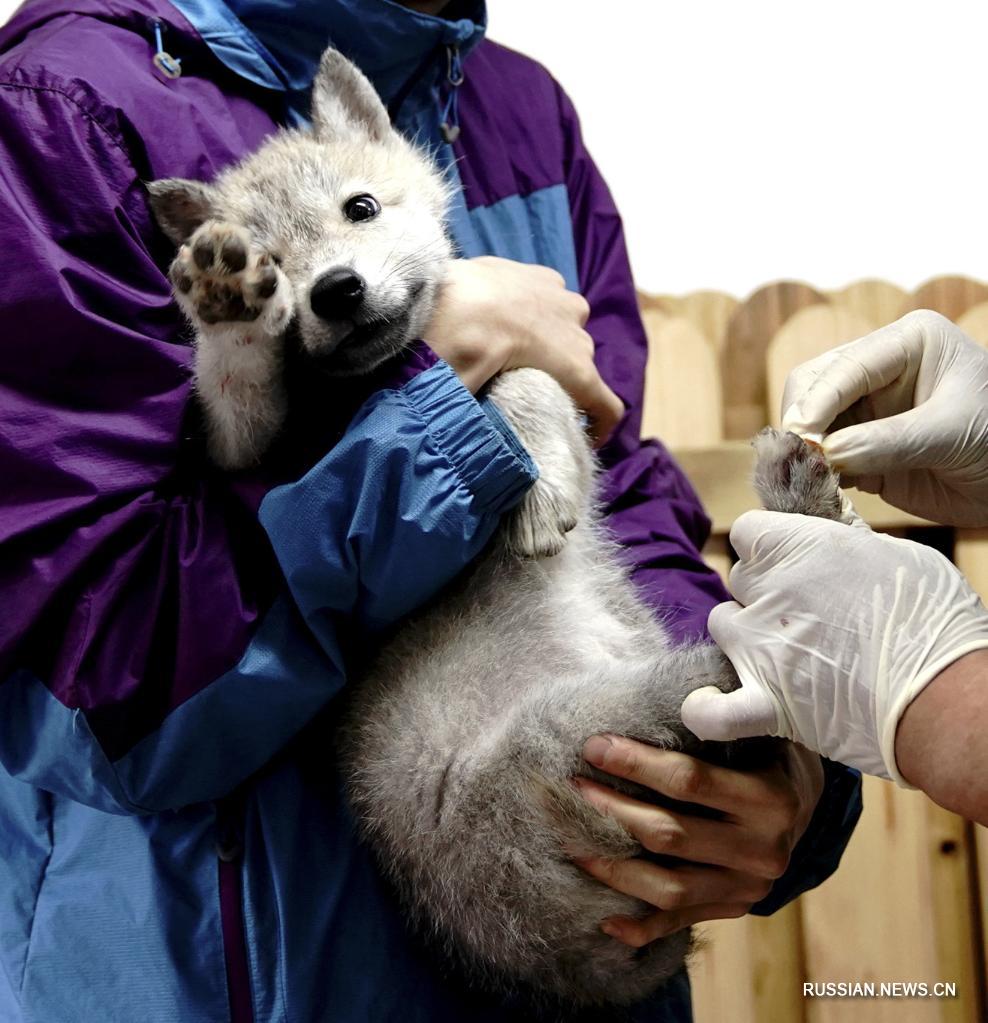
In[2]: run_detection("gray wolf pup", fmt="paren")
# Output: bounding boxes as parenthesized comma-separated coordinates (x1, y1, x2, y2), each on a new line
(149, 50, 849, 1007)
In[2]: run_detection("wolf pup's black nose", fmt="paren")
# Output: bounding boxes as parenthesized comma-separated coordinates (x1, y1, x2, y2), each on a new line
(310, 268, 366, 321)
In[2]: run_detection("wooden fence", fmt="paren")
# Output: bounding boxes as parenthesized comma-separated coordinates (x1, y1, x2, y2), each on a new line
(638, 276, 988, 1022)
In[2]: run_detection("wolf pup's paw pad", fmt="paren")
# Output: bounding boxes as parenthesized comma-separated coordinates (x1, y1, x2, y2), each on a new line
(504, 479, 580, 560)
(751, 427, 845, 521)
(171, 222, 281, 326)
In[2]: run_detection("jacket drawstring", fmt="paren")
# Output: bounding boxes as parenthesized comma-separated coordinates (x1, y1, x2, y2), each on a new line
(150, 19, 182, 79)
(439, 43, 464, 143)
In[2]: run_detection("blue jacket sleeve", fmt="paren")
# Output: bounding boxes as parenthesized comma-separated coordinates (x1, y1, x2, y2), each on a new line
(0, 78, 536, 816)
(0, 363, 535, 815)
(259, 364, 536, 646)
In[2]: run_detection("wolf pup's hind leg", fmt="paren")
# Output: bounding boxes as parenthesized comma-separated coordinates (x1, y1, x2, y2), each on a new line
(751, 427, 855, 522)
(487, 368, 596, 559)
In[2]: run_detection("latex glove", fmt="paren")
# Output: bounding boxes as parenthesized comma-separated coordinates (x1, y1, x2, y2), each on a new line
(781, 309, 988, 526)
(681, 511, 988, 783)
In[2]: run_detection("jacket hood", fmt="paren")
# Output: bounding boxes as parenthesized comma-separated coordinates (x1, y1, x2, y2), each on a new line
(168, 0, 486, 118)
(0, 0, 486, 123)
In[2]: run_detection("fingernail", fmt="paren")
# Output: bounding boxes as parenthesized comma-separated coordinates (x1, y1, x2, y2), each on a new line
(582, 734, 614, 766)
(600, 921, 624, 940)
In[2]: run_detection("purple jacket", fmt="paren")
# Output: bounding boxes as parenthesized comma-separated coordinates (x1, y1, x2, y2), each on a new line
(0, 0, 861, 1019)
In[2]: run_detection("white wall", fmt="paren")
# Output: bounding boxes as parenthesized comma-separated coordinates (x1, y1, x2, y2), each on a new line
(489, 1, 988, 296)
(2, 0, 985, 296)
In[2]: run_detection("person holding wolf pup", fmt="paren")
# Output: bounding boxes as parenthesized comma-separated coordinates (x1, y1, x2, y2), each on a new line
(0, 0, 860, 1020)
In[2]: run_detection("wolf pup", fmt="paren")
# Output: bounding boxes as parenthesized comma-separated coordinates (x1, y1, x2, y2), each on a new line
(149, 50, 852, 1007)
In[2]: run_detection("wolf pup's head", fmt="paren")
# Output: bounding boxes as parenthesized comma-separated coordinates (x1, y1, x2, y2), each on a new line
(149, 50, 453, 375)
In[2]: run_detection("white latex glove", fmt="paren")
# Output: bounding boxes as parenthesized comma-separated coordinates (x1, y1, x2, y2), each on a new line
(681, 511, 988, 783)
(781, 309, 988, 526)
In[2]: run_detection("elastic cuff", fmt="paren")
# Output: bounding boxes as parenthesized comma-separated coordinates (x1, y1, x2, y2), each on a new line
(400, 361, 538, 514)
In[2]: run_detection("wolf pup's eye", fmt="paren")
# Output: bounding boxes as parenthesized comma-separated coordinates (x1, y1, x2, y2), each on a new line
(343, 194, 381, 223)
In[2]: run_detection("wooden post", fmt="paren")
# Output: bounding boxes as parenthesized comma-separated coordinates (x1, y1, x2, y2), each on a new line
(640, 312, 723, 447)
(907, 276, 988, 322)
(722, 281, 827, 438)
(689, 909, 806, 1023)
(830, 279, 908, 328)
(766, 305, 876, 427)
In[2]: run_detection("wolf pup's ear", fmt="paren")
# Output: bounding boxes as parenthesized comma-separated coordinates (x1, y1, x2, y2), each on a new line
(310, 49, 391, 144)
(147, 179, 217, 245)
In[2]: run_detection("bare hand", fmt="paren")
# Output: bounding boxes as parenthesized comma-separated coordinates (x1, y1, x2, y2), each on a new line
(571, 735, 824, 947)
(423, 256, 624, 444)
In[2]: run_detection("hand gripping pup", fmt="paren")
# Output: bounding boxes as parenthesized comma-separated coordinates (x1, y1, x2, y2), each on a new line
(149, 50, 850, 1008)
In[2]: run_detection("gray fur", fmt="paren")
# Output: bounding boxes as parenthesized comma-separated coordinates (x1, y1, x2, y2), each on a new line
(149, 50, 451, 468)
(342, 412, 840, 1007)
(309, 48, 393, 144)
(751, 428, 847, 521)
(150, 49, 849, 1007)
(147, 178, 215, 246)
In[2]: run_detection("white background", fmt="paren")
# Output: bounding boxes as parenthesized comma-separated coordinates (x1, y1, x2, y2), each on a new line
(2, 0, 986, 297)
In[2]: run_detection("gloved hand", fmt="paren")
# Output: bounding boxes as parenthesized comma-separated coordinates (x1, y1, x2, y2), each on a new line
(781, 309, 988, 526)
(681, 510, 988, 783)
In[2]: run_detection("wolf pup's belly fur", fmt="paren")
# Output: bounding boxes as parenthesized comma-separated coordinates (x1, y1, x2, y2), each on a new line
(149, 49, 853, 1007)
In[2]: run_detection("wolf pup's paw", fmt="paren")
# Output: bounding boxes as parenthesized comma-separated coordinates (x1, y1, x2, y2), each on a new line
(170, 221, 291, 330)
(504, 477, 580, 559)
(751, 427, 850, 521)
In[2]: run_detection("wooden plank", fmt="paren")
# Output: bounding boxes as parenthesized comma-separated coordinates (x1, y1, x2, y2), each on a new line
(748, 906, 806, 1021)
(690, 919, 759, 1023)
(640, 292, 686, 317)
(641, 312, 723, 447)
(977, 827, 988, 986)
(701, 535, 732, 584)
(923, 804, 985, 1023)
(671, 443, 931, 534)
(953, 528, 988, 596)
(802, 778, 981, 1023)
(637, 290, 674, 315)
(690, 909, 806, 1023)
(906, 276, 988, 323)
(766, 305, 876, 428)
(722, 281, 827, 439)
(955, 301, 988, 347)
(830, 279, 907, 329)
(670, 290, 739, 356)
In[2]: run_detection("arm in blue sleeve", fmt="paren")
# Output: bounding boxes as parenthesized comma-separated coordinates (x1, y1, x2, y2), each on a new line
(0, 82, 536, 815)
(0, 362, 535, 815)
(259, 361, 536, 645)
(751, 761, 863, 915)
